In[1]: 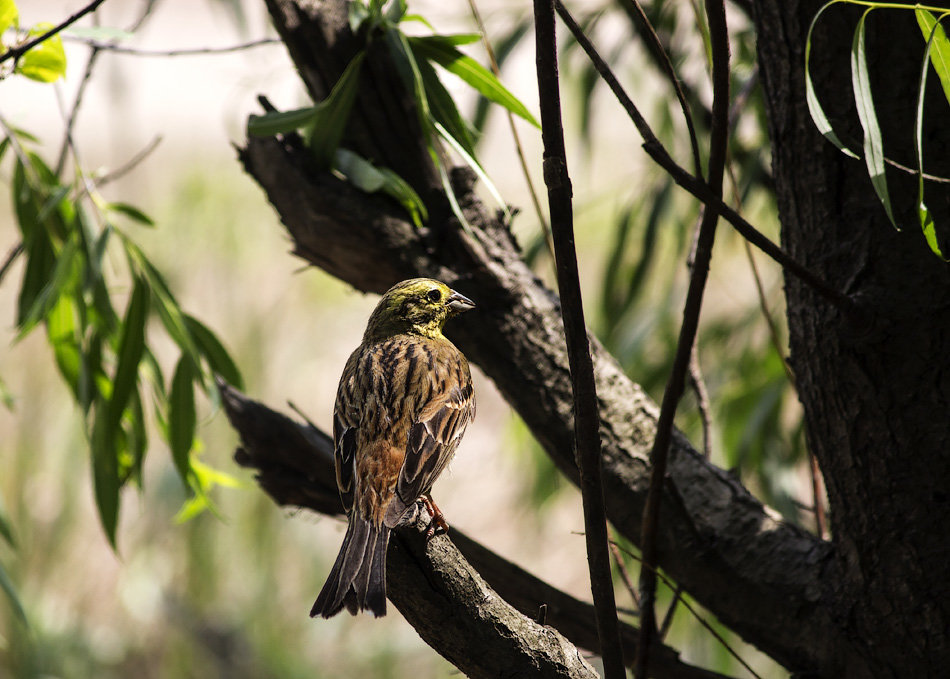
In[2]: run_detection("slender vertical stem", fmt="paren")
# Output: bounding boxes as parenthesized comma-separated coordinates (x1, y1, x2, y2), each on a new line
(532, 1, 625, 676)
(634, 1, 731, 677)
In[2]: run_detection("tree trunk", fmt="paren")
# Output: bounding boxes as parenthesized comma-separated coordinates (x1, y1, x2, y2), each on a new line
(754, 1, 950, 676)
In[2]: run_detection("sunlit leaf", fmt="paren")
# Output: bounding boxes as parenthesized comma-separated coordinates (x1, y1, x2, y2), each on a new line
(916, 10, 950, 106)
(16, 236, 80, 340)
(168, 355, 197, 484)
(46, 293, 82, 398)
(851, 10, 896, 228)
(334, 148, 427, 227)
(184, 314, 244, 389)
(16, 23, 67, 82)
(0, 0, 18, 39)
(307, 51, 366, 168)
(410, 35, 540, 128)
(805, 1, 859, 158)
(915, 13, 948, 260)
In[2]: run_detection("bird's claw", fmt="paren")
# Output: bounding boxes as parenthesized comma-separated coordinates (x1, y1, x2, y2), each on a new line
(421, 495, 449, 538)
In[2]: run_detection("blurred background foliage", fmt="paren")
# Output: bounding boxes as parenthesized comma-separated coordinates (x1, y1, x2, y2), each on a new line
(0, 0, 814, 677)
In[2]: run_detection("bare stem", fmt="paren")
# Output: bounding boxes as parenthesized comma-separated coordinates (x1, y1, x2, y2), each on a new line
(532, 1, 625, 675)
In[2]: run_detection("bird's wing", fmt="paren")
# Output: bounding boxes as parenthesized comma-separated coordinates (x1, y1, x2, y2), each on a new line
(385, 377, 475, 527)
(333, 350, 365, 514)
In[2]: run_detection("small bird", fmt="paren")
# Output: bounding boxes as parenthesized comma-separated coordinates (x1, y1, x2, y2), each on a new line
(311, 278, 476, 618)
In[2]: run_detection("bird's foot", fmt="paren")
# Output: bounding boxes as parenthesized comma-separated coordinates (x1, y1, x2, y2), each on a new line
(421, 495, 449, 538)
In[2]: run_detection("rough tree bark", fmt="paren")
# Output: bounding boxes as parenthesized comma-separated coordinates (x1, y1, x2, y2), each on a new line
(754, 2, 950, 677)
(225, 0, 950, 676)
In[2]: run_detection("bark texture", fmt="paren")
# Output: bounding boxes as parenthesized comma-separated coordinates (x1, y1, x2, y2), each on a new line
(754, 1, 950, 676)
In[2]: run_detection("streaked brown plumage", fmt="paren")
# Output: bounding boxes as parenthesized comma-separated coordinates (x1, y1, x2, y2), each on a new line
(311, 278, 476, 618)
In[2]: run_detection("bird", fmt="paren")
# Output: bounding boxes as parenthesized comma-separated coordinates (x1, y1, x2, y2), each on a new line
(311, 278, 476, 619)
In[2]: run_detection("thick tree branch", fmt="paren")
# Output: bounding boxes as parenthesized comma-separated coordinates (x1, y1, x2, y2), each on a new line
(220, 382, 733, 679)
(239, 1, 842, 674)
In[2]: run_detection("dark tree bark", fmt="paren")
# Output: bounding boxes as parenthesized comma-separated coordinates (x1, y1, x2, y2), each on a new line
(754, 1, 950, 676)
(227, 0, 950, 676)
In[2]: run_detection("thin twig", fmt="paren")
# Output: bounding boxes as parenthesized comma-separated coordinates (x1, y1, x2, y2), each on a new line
(97, 135, 163, 186)
(621, 0, 702, 177)
(0, 0, 109, 66)
(809, 447, 828, 539)
(55, 48, 103, 176)
(464, 0, 552, 254)
(533, 1, 625, 676)
(658, 583, 685, 640)
(689, 348, 713, 458)
(608, 530, 640, 610)
(614, 541, 765, 679)
(0, 243, 23, 286)
(60, 36, 282, 56)
(635, 1, 730, 676)
(553, 0, 860, 320)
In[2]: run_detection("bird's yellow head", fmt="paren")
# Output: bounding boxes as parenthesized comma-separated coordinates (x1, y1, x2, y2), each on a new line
(364, 278, 475, 341)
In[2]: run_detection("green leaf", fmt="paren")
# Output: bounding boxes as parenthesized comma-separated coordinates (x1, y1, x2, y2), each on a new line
(183, 314, 244, 390)
(434, 120, 510, 222)
(16, 235, 80, 340)
(409, 35, 540, 128)
(126, 387, 147, 487)
(91, 396, 120, 548)
(64, 26, 133, 42)
(0, 0, 18, 38)
(804, 1, 859, 159)
(108, 277, 149, 430)
(416, 55, 477, 157)
(16, 23, 67, 82)
(307, 51, 366, 168)
(46, 293, 82, 399)
(0, 561, 28, 627)
(106, 202, 154, 226)
(168, 355, 197, 484)
(349, 0, 370, 33)
(915, 15, 948, 260)
(247, 106, 318, 137)
(0, 492, 15, 548)
(916, 10, 950, 106)
(851, 10, 896, 228)
(334, 148, 428, 227)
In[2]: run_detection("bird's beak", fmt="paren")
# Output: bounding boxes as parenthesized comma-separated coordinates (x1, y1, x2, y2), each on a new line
(446, 289, 475, 314)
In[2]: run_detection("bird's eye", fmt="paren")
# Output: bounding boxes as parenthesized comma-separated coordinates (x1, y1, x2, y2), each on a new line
(426, 288, 442, 303)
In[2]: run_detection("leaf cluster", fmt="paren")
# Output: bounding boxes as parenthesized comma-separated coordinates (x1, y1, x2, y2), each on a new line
(247, 0, 538, 228)
(0, 0, 67, 82)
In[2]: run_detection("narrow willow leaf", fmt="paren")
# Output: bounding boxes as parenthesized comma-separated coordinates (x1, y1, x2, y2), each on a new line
(46, 293, 82, 399)
(434, 120, 510, 222)
(106, 202, 154, 226)
(805, 1, 860, 158)
(334, 148, 427, 227)
(852, 10, 896, 228)
(0, 0, 18, 38)
(410, 35, 540, 128)
(91, 397, 120, 548)
(307, 51, 366, 168)
(0, 562, 28, 627)
(385, 28, 432, 128)
(472, 21, 531, 133)
(0, 494, 15, 548)
(64, 26, 133, 42)
(109, 276, 149, 430)
(915, 13, 948, 259)
(16, 24, 67, 82)
(127, 387, 147, 487)
(183, 314, 244, 390)
(416, 56, 477, 157)
(916, 10, 950, 105)
(168, 356, 197, 484)
(17, 235, 79, 339)
(247, 106, 318, 137)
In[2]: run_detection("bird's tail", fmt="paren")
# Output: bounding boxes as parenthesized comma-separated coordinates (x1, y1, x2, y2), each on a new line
(311, 517, 390, 618)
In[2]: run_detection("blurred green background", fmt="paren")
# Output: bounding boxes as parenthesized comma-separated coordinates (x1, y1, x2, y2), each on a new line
(0, 1, 811, 677)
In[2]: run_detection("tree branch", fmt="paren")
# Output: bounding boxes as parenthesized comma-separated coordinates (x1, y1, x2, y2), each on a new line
(635, 1, 730, 675)
(219, 382, 734, 679)
(238, 2, 842, 673)
(0, 0, 108, 66)
(533, 1, 625, 676)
